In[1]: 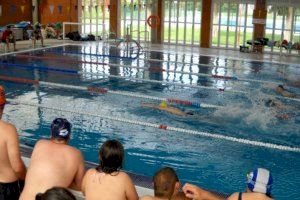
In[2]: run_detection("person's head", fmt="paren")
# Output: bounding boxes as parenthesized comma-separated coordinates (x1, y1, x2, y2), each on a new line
(276, 85, 285, 93)
(50, 118, 71, 142)
(265, 99, 276, 107)
(98, 139, 124, 174)
(0, 86, 6, 119)
(247, 168, 273, 197)
(35, 187, 76, 200)
(153, 167, 180, 199)
(171, 191, 191, 200)
(6, 25, 11, 30)
(159, 101, 168, 108)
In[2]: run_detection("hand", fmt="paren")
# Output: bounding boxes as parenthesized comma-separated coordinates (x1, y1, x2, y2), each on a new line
(183, 183, 206, 200)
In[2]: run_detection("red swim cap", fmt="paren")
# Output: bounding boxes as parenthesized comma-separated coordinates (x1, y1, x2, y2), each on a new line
(0, 86, 6, 107)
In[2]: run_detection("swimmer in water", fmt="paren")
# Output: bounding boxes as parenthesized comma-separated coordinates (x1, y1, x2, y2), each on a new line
(265, 99, 291, 120)
(141, 101, 194, 117)
(276, 85, 296, 98)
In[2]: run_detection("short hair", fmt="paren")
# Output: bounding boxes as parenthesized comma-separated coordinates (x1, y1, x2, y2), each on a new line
(153, 167, 179, 199)
(50, 118, 71, 141)
(6, 25, 11, 29)
(171, 191, 191, 200)
(35, 187, 76, 200)
(98, 140, 124, 174)
(277, 85, 284, 89)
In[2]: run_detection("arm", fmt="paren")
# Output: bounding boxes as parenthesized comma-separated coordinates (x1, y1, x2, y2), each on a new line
(70, 152, 85, 191)
(81, 169, 91, 195)
(124, 173, 139, 200)
(183, 183, 224, 200)
(226, 193, 239, 200)
(7, 125, 27, 180)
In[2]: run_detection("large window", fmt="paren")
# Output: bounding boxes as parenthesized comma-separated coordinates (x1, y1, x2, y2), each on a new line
(212, 0, 254, 49)
(164, 0, 202, 45)
(265, 2, 300, 54)
(120, 0, 151, 42)
(80, 0, 110, 36)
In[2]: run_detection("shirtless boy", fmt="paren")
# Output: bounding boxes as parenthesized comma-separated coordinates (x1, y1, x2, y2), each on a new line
(0, 86, 26, 200)
(20, 118, 85, 200)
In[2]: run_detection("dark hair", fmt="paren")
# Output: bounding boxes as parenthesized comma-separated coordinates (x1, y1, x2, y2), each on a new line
(265, 99, 275, 107)
(153, 167, 179, 199)
(98, 140, 124, 174)
(51, 118, 71, 141)
(277, 85, 284, 89)
(35, 187, 76, 200)
(6, 25, 11, 29)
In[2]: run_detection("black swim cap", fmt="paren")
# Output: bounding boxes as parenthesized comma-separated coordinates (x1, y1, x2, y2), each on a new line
(51, 118, 71, 140)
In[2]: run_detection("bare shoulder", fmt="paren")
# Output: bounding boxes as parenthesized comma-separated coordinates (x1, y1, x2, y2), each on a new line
(0, 120, 17, 133)
(85, 168, 96, 177)
(140, 195, 154, 200)
(227, 192, 239, 200)
(118, 171, 133, 180)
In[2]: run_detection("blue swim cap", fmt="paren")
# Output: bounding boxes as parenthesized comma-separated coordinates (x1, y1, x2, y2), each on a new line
(51, 118, 71, 140)
(247, 168, 273, 195)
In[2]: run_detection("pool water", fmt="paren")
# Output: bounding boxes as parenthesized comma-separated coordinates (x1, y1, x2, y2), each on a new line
(0, 44, 299, 199)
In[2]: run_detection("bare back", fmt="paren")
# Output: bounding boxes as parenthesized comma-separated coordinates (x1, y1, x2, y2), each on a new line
(228, 192, 273, 200)
(0, 120, 25, 183)
(19, 139, 85, 200)
(82, 169, 139, 200)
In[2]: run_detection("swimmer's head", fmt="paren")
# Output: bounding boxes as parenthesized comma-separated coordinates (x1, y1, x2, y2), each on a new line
(265, 99, 275, 107)
(159, 101, 168, 108)
(276, 85, 285, 92)
(51, 118, 71, 141)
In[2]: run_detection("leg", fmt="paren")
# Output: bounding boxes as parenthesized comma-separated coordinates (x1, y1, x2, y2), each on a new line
(13, 38, 17, 51)
(32, 38, 36, 48)
(41, 36, 44, 47)
(5, 38, 10, 51)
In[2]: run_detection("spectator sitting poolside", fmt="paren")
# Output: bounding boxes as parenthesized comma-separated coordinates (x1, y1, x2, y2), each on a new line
(81, 139, 139, 200)
(0, 85, 27, 200)
(140, 167, 181, 200)
(227, 168, 273, 200)
(1, 25, 17, 51)
(35, 187, 76, 200)
(19, 118, 85, 200)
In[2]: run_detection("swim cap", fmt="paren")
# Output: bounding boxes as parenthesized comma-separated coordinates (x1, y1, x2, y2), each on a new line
(51, 118, 71, 140)
(0, 86, 6, 107)
(247, 168, 273, 195)
(159, 101, 168, 108)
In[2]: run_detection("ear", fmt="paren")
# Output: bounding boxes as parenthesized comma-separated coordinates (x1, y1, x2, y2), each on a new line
(174, 181, 181, 193)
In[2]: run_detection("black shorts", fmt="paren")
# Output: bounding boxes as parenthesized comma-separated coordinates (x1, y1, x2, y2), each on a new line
(0, 180, 24, 200)
(1, 39, 14, 43)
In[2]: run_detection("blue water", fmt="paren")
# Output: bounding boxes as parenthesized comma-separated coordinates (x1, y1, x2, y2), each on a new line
(0, 44, 300, 199)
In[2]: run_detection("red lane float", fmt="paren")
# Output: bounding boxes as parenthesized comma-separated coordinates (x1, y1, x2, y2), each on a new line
(87, 87, 108, 94)
(0, 76, 39, 85)
(159, 124, 168, 130)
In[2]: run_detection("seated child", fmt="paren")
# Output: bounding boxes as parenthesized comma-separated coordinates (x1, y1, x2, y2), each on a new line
(81, 140, 139, 200)
(32, 24, 45, 48)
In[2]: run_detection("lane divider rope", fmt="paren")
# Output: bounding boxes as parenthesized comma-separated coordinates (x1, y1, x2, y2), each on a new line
(6, 98, 300, 153)
(0, 61, 246, 94)
(44, 51, 283, 85)
(14, 54, 283, 85)
(0, 75, 220, 108)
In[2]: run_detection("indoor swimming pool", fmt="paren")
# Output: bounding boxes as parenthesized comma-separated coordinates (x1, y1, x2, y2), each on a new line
(0, 44, 299, 199)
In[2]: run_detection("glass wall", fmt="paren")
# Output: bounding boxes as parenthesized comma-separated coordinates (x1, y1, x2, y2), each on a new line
(120, 0, 151, 42)
(265, 2, 300, 54)
(80, 0, 110, 36)
(212, 0, 254, 49)
(163, 0, 202, 45)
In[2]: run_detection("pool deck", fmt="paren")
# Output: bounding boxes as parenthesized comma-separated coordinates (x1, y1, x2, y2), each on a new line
(0, 39, 299, 65)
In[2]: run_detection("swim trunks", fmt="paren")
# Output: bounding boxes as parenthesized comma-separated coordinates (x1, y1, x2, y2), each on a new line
(0, 180, 24, 200)
(0, 86, 5, 108)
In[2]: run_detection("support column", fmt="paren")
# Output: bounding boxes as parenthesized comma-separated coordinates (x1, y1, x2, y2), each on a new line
(109, 0, 121, 37)
(253, 0, 267, 39)
(200, 0, 213, 48)
(32, 0, 38, 23)
(151, 0, 163, 44)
